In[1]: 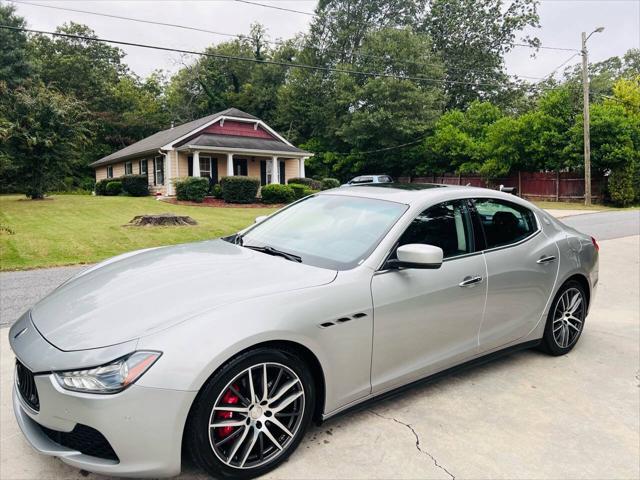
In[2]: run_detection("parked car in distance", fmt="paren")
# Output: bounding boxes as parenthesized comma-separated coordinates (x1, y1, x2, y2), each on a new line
(343, 174, 393, 186)
(10, 183, 598, 479)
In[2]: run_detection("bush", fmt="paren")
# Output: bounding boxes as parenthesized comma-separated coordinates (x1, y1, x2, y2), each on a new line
(174, 177, 210, 203)
(289, 183, 307, 200)
(211, 183, 223, 199)
(121, 175, 149, 196)
(95, 179, 110, 195)
(321, 178, 341, 190)
(220, 176, 261, 203)
(105, 181, 123, 196)
(261, 184, 295, 204)
(608, 166, 635, 207)
(288, 177, 322, 190)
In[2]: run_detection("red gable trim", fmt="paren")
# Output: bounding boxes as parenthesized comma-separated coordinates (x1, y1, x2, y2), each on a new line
(202, 120, 274, 139)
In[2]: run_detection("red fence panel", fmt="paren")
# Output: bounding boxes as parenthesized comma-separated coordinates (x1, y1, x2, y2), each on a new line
(397, 171, 605, 203)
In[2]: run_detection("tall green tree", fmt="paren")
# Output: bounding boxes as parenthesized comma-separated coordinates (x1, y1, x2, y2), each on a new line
(0, 82, 91, 198)
(422, 0, 540, 109)
(0, 4, 31, 88)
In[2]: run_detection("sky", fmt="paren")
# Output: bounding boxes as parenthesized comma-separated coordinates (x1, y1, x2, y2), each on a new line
(7, 0, 640, 83)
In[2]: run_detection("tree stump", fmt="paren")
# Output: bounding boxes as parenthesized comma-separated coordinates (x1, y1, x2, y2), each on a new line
(124, 213, 198, 227)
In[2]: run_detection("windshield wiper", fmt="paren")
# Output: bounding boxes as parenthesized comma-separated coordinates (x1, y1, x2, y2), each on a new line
(243, 244, 302, 263)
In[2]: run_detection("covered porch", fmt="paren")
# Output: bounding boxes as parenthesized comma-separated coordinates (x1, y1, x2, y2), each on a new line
(173, 148, 307, 188)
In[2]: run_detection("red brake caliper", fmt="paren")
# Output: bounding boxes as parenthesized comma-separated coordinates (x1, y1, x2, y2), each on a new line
(216, 385, 240, 438)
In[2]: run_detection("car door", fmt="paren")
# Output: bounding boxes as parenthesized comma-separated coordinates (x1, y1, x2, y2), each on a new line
(371, 200, 487, 393)
(473, 198, 560, 352)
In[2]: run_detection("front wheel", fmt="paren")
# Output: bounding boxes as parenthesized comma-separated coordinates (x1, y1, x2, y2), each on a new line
(186, 348, 315, 479)
(540, 280, 587, 356)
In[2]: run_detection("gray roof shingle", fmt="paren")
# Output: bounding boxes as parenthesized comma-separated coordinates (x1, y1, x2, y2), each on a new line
(90, 108, 262, 167)
(182, 134, 310, 155)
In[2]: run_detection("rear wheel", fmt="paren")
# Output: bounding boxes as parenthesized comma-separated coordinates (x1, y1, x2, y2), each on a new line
(540, 280, 587, 355)
(186, 348, 315, 479)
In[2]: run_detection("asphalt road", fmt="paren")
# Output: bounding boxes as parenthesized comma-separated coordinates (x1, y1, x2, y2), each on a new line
(561, 209, 640, 240)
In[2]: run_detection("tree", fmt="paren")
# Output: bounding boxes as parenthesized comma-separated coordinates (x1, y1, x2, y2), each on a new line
(422, 0, 540, 109)
(0, 4, 32, 88)
(0, 82, 91, 198)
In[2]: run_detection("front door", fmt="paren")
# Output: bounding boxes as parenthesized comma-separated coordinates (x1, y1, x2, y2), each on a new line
(473, 198, 559, 351)
(371, 200, 487, 393)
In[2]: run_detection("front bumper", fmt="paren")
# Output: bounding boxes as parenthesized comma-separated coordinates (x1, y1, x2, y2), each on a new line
(13, 373, 197, 478)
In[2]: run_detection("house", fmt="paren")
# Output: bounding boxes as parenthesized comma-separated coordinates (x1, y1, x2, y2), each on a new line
(90, 108, 312, 196)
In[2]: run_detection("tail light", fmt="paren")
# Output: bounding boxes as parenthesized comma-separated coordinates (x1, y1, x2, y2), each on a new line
(591, 236, 599, 252)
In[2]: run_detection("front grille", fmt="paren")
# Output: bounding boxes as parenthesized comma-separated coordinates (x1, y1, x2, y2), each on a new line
(15, 360, 39, 411)
(40, 424, 119, 462)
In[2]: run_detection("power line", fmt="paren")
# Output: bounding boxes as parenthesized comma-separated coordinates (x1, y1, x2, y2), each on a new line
(12, 0, 546, 81)
(235, 0, 315, 16)
(1, 24, 523, 89)
(541, 52, 581, 80)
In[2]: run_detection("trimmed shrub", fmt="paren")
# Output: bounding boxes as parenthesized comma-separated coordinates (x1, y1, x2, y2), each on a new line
(321, 178, 341, 190)
(105, 181, 123, 196)
(220, 176, 260, 203)
(608, 166, 635, 207)
(95, 179, 110, 195)
(121, 175, 149, 196)
(289, 183, 307, 200)
(288, 177, 322, 190)
(211, 183, 223, 199)
(174, 177, 210, 203)
(261, 184, 295, 204)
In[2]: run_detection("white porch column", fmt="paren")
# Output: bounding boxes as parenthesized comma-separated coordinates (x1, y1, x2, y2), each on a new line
(192, 150, 200, 177)
(271, 156, 279, 184)
(227, 153, 234, 176)
(299, 157, 306, 178)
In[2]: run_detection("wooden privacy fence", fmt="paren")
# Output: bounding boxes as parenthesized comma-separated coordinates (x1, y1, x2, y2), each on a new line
(396, 172, 606, 202)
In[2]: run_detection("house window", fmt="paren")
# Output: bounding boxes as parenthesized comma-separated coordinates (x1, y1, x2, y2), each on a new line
(153, 156, 164, 185)
(125, 161, 133, 175)
(200, 156, 211, 178)
(106, 165, 113, 178)
(140, 159, 148, 175)
(233, 158, 248, 176)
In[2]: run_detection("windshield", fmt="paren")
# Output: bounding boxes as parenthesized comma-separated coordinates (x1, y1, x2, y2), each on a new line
(241, 194, 408, 270)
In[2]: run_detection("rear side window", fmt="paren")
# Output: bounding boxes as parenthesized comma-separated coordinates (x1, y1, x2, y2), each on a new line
(474, 199, 537, 249)
(397, 201, 473, 259)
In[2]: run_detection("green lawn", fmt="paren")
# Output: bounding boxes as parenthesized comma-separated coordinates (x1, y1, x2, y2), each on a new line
(0, 195, 276, 270)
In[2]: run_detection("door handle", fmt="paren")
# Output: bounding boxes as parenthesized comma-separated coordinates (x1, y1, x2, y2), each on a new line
(536, 255, 557, 264)
(459, 275, 483, 287)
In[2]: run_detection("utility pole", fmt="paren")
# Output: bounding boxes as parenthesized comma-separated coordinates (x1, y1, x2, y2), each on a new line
(581, 27, 604, 206)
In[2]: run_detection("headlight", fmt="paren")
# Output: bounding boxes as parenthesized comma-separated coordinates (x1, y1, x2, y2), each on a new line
(54, 351, 161, 394)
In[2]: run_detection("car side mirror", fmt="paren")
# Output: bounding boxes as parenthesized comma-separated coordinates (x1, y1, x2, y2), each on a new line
(254, 215, 268, 224)
(386, 244, 444, 270)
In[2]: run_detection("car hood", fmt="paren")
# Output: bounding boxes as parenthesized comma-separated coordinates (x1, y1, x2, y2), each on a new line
(30, 240, 337, 351)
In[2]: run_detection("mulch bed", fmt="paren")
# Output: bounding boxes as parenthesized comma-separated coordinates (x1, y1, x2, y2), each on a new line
(160, 197, 283, 208)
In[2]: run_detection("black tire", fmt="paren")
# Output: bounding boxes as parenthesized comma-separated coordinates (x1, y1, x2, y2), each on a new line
(539, 279, 588, 356)
(186, 347, 315, 479)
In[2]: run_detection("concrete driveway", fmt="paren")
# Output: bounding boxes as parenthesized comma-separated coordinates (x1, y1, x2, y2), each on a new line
(0, 231, 638, 478)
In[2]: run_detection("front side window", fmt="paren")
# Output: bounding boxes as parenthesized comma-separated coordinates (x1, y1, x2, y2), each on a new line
(350, 176, 373, 184)
(106, 165, 113, 178)
(200, 156, 211, 178)
(241, 195, 408, 270)
(125, 161, 133, 175)
(154, 156, 164, 185)
(474, 198, 537, 249)
(397, 201, 473, 259)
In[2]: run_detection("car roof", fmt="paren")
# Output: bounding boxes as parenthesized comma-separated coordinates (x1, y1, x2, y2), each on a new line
(320, 183, 533, 208)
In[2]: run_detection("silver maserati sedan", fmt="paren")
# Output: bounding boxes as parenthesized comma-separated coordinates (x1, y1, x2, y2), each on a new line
(10, 184, 598, 479)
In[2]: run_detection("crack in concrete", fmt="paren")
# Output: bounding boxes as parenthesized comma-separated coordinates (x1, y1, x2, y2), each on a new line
(369, 410, 455, 480)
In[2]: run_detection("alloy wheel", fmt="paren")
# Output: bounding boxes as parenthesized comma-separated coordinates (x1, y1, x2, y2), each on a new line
(208, 362, 305, 469)
(552, 287, 585, 349)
